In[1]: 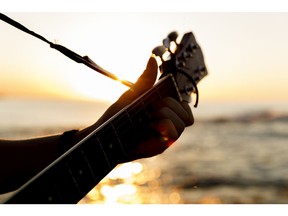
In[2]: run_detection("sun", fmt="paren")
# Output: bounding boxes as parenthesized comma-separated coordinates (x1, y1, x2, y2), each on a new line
(61, 53, 153, 102)
(65, 71, 130, 102)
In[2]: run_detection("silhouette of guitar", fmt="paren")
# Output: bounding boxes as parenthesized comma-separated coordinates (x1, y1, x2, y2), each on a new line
(4, 32, 208, 204)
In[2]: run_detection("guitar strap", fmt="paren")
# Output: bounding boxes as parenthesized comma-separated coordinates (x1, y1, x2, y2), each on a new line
(0, 13, 134, 88)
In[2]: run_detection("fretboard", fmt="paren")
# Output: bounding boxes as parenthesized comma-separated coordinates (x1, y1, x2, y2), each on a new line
(4, 74, 181, 204)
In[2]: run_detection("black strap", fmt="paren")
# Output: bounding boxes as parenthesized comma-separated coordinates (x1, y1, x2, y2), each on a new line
(0, 13, 134, 88)
(0, 13, 52, 45)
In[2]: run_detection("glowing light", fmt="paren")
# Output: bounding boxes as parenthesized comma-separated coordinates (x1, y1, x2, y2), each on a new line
(107, 162, 143, 180)
(65, 71, 128, 102)
(199, 196, 223, 204)
(100, 185, 118, 204)
(169, 192, 181, 203)
(115, 184, 137, 195)
(85, 188, 101, 202)
(100, 184, 138, 204)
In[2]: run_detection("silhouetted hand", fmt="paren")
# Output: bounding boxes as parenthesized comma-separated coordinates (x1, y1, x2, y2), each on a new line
(94, 57, 194, 162)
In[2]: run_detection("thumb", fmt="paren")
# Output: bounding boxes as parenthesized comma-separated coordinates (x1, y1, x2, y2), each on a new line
(133, 56, 158, 94)
(96, 57, 158, 125)
(117, 56, 158, 102)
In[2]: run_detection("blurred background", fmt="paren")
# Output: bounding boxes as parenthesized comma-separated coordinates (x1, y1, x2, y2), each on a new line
(1, 12, 288, 203)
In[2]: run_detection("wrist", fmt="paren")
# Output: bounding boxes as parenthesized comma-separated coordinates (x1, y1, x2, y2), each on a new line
(58, 129, 79, 156)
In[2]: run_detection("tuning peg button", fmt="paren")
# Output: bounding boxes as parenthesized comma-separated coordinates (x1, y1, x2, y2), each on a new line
(199, 65, 206, 71)
(152, 45, 166, 56)
(163, 31, 178, 53)
(187, 42, 197, 53)
(167, 31, 178, 44)
(163, 38, 170, 49)
(176, 60, 186, 68)
(195, 65, 206, 75)
(183, 51, 193, 59)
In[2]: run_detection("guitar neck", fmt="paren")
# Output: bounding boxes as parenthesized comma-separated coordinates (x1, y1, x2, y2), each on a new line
(4, 74, 181, 204)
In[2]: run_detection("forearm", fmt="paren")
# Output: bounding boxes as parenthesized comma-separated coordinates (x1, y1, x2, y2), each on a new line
(0, 125, 98, 194)
(0, 135, 58, 193)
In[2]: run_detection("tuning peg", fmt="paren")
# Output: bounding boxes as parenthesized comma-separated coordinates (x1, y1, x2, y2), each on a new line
(163, 37, 170, 49)
(167, 31, 178, 45)
(152, 45, 166, 61)
(162, 31, 179, 53)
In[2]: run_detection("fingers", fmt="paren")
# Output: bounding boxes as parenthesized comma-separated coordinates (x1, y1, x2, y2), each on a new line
(150, 108, 185, 140)
(152, 97, 194, 127)
(133, 56, 158, 94)
(132, 131, 174, 159)
(125, 97, 194, 162)
(180, 101, 194, 126)
(149, 97, 194, 147)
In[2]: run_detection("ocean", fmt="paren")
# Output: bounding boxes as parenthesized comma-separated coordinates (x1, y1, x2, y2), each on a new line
(0, 98, 288, 204)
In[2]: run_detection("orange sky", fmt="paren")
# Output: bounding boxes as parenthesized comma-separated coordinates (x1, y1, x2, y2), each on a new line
(1, 12, 288, 103)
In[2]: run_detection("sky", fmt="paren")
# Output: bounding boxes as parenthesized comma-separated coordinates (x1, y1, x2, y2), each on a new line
(1, 5, 288, 104)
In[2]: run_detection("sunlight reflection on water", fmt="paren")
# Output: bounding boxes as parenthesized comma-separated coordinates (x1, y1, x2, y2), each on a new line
(79, 161, 182, 204)
(79, 119, 288, 204)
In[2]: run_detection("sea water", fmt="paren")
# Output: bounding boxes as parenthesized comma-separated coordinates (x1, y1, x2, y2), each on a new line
(1, 98, 288, 204)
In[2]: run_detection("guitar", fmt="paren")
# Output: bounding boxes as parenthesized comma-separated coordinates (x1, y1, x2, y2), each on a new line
(4, 31, 208, 204)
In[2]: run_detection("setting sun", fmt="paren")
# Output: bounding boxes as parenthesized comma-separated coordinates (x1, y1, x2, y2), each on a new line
(64, 71, 130, 102)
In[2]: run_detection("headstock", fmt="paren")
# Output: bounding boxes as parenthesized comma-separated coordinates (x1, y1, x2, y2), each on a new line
(152, 31, 208, 107)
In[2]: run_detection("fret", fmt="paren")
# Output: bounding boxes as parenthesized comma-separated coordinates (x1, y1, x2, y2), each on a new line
(80, 136, 114, 183)
(5, 159, 81, 203)
(158, 75, 181, 100)
(154, 84, 163, 100)
(5, 176, 60, 204)
(125, 109, 133, 125)
(112, 111, 139, 157)
(97, 123, 126, 166)
(51, 160, 81, 203)
(142, 87, 161, 105)
(128, 102, 149, 126)
(126, 90, 154, 123)
(110, 123, 127, 158)
(64, 146, 96, 198)
(130, 108, 148, 129)
(138, 95, 150, 117)
(80, 148, 101, 182)
(96, 136, 112, 169)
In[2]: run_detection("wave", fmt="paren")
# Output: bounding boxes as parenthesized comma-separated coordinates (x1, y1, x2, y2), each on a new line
(206, 110, 288, 123)
(178, 176, 288, 189)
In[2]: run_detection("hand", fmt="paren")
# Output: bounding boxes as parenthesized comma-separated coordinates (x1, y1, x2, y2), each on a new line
(94, 57, 194, 162)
